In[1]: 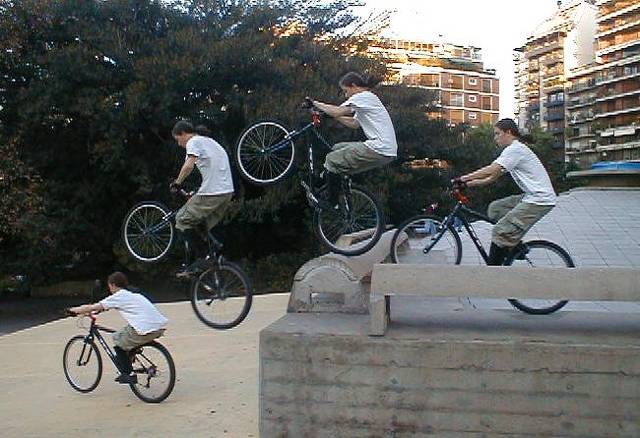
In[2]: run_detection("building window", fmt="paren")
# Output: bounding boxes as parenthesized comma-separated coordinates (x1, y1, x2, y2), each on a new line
(482, 79, 492, 93)
(468, 77, 477, 85)
(468, 95, 477, 102)
(469, 113, 477, 120)
(451, 93, 464, 106)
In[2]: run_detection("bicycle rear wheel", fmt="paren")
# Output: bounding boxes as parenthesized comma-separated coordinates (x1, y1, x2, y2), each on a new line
(505, 240, 574, 315)
(63, 335, 102, 393)
(313, 185, 385, 256)
(122, 201, 175, 263)
(391, 215, 462, 265)
(190, 261, 253, 329)
(129, 341, 175, 403)
(235, 120, 296, 186)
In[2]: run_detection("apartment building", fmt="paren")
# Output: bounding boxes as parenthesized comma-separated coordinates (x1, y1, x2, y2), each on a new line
(368, 39, 499, 127)
(565, 0, 640, 168)
(514, 0, 597, 153)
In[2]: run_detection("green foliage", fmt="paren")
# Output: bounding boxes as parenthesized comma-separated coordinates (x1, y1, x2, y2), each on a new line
(0, 0, 581, 287)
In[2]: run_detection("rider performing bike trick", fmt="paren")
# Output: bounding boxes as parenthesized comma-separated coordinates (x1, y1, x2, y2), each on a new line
(309, 71, 398, 209)
(68, 272, 168, 384)
(171, 120, 234, 277)
(453, 118, 557, 266)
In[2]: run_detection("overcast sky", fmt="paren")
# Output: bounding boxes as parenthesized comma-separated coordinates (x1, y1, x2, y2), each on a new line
(354, 0, 564, 118)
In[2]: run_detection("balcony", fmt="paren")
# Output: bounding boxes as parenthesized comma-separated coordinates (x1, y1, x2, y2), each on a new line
(526, 41, 561, 59)
(595, 66, 640, 85)
(596, 88, 640, 103)
(597, 34, 640, 56)
(595, 104, 640, 118)
(527, 101, 541, 111)
(545, 99, 565, 108)
(567, 79, 598, 93)
(597, 18, 640, 38)
(568, 110, 596, 124)
(597, 1, 640, 24)
(544, 112, 565, 121)
(566, 96, 596, 109)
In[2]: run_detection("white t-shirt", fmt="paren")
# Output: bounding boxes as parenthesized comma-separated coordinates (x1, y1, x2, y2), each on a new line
(100, 289, 168, 335)
(494, 140, 557, 205)
(341, 91, 398, 157)
(186, 135, 234, 196)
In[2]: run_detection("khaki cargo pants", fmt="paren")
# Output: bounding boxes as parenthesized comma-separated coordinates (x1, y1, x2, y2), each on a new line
(324, 142, 395, 175)
(488, 194, 554, 248)
(175, 193, 233, 232)
(113, 325, 165, 351)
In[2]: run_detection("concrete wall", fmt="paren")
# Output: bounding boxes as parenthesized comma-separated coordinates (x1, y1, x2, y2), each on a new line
(260, 312, 640, 437)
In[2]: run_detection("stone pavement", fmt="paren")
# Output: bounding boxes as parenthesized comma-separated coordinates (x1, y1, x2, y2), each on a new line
(0, 294, 289, 438)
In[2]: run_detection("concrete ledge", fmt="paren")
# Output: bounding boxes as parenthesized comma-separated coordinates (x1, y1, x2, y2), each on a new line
(371, 265, 640, 300)
(369, 265, 640, 336)
(287, 230, 396, 314)
(260, 308, 640, 437)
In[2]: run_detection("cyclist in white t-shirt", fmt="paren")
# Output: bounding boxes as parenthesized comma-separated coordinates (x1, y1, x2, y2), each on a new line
(454, 118, 557, 266)
(310, 71, 397, 208)
(68, 271, 168, 384)
(170, 120, 234, 276)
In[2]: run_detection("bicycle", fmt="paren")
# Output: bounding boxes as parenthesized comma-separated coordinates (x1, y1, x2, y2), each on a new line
(390, 186, 576, 315)
(121, 189, 253, 329)
(233, 100, 385, 256)
(63, 309, 175, 403)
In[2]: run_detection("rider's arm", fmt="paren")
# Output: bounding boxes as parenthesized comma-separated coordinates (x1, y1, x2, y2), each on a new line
(312, 100, 354, 118)
(174, 155, 197, 185)
(460, 163, 502, 185)
(69, 303, 105, 315)
(335, 116, 359, 129)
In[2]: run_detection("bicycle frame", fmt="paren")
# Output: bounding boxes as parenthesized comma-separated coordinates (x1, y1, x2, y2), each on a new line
(264, 112, 333, 188)
(429, 190, 498, 264)
(81, 314, 119, 369)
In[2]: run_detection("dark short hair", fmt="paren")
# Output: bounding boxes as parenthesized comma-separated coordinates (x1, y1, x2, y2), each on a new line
(494, 118, 520, 137)
(172, 120, 195, 136)
(339, 71, 382, 89)
(107, 271, 129, 289)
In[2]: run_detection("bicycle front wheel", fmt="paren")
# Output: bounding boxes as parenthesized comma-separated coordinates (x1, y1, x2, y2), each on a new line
(235, 120, 296, 186)
(313, 185, 385, 256)
(391, 215, 462, 265)
(122, 201, 175, 263)
(63, 335, 102, 393)
(190, 261, 253, 329)
(505, 240, 574, 315)
(129, 341, 176, 403)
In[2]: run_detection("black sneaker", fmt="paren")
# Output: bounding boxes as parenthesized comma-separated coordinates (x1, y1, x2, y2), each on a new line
(512, 243, 528, 261)
(115, 373, 138, 384)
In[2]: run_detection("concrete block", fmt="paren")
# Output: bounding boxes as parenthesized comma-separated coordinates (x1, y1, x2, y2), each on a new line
(287, 230, 396, 314)
(260, 310, 640, 437)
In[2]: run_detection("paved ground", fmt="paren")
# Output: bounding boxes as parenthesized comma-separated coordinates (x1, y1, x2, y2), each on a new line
(460, 188, 640, 267)
(0, 294, 289, 438)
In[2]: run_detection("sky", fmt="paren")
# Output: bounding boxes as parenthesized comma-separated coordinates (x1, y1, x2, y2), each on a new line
(354, 0, 564, 119)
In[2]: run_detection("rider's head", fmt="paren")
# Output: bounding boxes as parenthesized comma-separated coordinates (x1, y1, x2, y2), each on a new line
(107, 271, 129, 294)
(494, 118, 520, 148)
(172, 120, 196, 148)
(339, 72, 381, 99)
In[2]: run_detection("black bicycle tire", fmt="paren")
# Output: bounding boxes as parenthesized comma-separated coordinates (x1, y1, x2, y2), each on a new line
(122, 201, 175, 263)
(190, 261, 254, 329)
(234, 120, 297, 186)
(390, 214, 463, 264)
(505, 240, 573, 315)
(312, 185, 385, 256)
(129, 341, 176, 403)
(63, 335, 103, 393)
